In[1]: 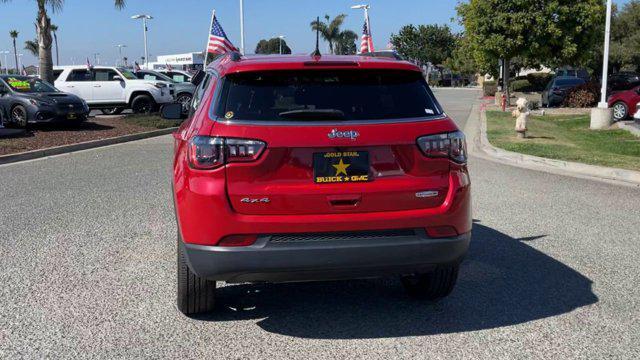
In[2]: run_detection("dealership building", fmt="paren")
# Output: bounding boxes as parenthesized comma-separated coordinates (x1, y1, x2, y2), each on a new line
(146, 52, 205, 71)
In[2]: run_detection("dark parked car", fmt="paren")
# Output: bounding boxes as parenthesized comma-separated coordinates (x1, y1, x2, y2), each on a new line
(0, 75, 89, 127)
(608, 72, 640, 92)
(555, 67, 591, 81)
(541, 76, 586, 107)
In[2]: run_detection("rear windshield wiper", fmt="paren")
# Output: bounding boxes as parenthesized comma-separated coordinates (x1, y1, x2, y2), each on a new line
(278, 109, 345, 120)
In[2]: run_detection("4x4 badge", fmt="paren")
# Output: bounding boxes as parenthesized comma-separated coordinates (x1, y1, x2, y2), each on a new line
(328, 129, 359, 140)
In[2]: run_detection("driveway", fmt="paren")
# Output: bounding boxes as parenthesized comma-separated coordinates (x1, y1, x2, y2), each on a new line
(0, 88, 638, 358)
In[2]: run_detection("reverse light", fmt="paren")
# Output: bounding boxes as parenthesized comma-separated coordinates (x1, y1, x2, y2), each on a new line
(187, 136, 266, 169)
(417, 131, 467, 164)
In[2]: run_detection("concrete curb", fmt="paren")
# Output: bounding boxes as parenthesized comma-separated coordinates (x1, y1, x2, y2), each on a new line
(464, 104, 640, 188)
(0, 127, 177, 166)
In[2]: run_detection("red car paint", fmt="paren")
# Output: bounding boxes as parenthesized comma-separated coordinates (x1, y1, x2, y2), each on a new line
(172, 55, 471, 247)
(608, 85, 640, 119)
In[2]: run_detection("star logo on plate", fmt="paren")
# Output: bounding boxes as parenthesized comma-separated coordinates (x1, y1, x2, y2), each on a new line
(332, 159, 350, 176)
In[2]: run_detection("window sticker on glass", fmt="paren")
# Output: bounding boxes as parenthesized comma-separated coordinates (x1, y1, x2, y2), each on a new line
(7, 78, 31, 90)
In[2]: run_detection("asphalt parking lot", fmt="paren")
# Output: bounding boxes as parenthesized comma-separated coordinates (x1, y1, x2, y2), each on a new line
(1, 89, 639, 358)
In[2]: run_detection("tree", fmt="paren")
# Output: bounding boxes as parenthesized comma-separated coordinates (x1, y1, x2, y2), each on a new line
(445, 35, 479, 77)
(390, 24, 456, 67)
(24, 39, 39, 57)
(334, 30, 358, 55)
(255, 38, 291, 54)
(50, 24, 59, 66)
(9, 30, 18, 73)
(310, 14, 348, 54)
(457, 0, 604, 102)
(1, 1, 126, 83)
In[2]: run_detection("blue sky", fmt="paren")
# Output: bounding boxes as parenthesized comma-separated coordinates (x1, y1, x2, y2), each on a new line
(0, 0, 460, 67)
(0, 0, 632, 67)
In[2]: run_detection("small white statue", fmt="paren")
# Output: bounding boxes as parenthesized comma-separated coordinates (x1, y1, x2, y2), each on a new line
(511, 97, 529, 139)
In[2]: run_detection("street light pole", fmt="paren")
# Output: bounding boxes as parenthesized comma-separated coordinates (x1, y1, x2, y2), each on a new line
(132, 14, 153, 69)
(598, 0, 613, 109)
(1, 51, 8, 74)
(351, 4, 373, 53)
(278, 35, 285, 55)
(591, 0, 614, 129)
(239, 0, 245, 55)
(115, 44, 127, 67)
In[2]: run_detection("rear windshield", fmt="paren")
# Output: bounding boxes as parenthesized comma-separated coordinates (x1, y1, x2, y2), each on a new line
(556, 78, 584, 87)
(214, 70, 442, 121)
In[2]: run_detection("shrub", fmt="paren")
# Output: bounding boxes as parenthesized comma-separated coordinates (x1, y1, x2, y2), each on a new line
(562, 82, 601, 108)
(483, 81, 497, 96)
(526, 73, 554, 92)
(510, 79, 533, 92)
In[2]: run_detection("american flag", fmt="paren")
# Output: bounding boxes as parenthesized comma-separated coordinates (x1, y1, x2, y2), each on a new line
(134, 61, 141, 72)
(86, 57, 92, 70)
(207, 15, 238, 54)
(360, 20, 374, 54)
(166, 63, 173, 71)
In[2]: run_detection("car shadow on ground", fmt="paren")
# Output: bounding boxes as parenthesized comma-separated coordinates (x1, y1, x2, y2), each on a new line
(195, 221, 598, 339)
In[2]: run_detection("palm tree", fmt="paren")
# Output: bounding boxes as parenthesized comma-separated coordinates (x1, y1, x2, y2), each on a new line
(25, 39, 39, 57)
(9, 30, 18, 73)
(335, 30, 358, 55)
(0, 1, 126, 83)
(50, 24, 59, 66)
(310, 14, 347, 55)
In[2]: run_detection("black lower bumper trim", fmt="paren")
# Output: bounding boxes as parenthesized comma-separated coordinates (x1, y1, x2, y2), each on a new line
(182, 231, 471, 283)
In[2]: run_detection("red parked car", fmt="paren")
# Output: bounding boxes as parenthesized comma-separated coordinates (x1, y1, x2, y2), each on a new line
(163, 53, 472, 315)
(608, 85, 640, 121)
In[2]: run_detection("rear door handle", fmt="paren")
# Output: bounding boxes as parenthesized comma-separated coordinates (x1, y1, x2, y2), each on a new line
(93, 85, 101, 88)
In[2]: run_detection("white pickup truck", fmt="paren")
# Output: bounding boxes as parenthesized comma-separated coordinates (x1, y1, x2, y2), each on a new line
(54, 66, 174, 115)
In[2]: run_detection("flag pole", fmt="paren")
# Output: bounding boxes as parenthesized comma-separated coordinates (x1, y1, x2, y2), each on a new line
(203, 10, 216, 68)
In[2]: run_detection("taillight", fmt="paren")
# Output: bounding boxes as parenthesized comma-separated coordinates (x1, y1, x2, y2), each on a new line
(417, 131, 467, 164)
(188, 136, 266, 169)
(188, 136, 224, 169)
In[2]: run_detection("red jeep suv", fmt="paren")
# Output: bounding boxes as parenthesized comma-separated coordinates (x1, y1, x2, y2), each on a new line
(166, 53, 472, 315)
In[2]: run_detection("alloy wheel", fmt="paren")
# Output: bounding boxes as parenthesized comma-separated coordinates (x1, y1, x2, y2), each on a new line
(11, 106, 27, 128)
(612, 103, 627, 121)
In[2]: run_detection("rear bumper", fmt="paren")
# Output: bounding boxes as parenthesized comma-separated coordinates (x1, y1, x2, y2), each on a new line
(182, 231, 471, 283)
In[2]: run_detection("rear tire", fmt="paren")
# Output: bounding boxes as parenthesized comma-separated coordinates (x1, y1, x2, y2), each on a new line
(177, 234, 216, 315)
(131, 95, 155, 114)
(401, 264, 460, 300)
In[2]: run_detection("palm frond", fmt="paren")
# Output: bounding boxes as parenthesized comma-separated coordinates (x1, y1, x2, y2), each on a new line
(9, 30, 19, 38)
(44, 0, 64, 13)
(24, 39, 39, 56)
(114, 0, 126, 9)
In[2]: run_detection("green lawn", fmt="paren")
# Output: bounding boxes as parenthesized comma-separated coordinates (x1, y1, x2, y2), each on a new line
(485, 111, 640, 171)
(122, 114, 182, 129)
